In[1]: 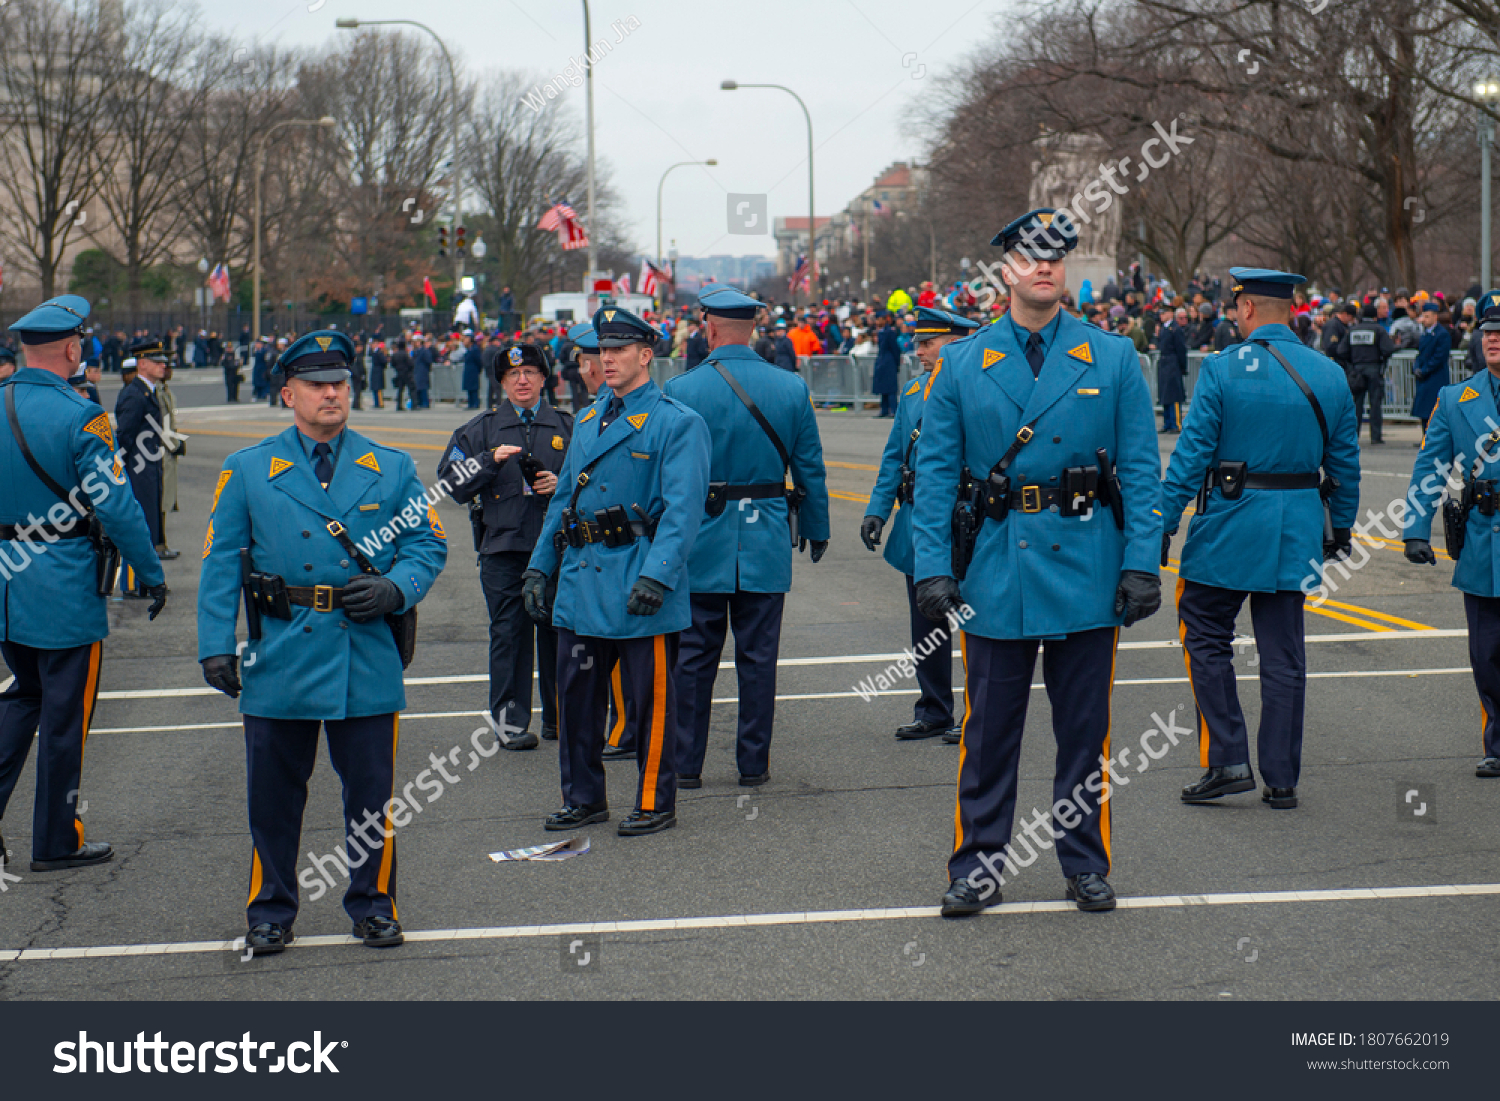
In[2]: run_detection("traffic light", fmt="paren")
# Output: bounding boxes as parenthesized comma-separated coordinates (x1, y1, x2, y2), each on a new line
(437, 226, 448, 256)
(455, 225, 467, 257)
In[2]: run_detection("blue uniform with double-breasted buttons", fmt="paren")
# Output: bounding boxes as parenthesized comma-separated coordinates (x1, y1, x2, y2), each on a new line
(662, 341, 829, 781)
(914, 308, 1162, 887)
(197, 424, 447, 929)
(1161, 323, 1360, 788)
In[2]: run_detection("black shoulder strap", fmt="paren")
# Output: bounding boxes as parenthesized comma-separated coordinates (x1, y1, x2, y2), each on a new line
(5, 383, 78, 505)
(1252, 339, 1329, 453)
(989, 419, 1042, 478)
(903, 425, 921, 467)
(709, 358, 791, 472)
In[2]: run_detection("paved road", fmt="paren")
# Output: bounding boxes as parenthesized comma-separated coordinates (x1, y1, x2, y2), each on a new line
(1, 394, 1495, 1001)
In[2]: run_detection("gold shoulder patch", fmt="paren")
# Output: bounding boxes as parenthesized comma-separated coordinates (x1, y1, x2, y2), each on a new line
(355, 451, 381, 474)
(202, 519, 214, 559)
(427, 506, 446, 538)
(626, 412, 649, 431)
(82, 413, 113, 448)
(211, 470, 232, 512)
(1066, 342, 1093, 364)
(268, 456, 293, 478)
(579, 407, 598, 424)
(981, 348, 1006, 369)
(924, 362, 943, 400)
(1460, 386, 1480, 403)
(904, 379, 921, 396)
(552, 434, 566, 450)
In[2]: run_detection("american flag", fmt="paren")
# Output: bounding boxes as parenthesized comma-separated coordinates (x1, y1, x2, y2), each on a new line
(538, 200, 589, 250)
(788, 254, 813, 293)
(208, 263, 231, 302)
(616, 272, 632, 296)
(639, 259, 669, 298)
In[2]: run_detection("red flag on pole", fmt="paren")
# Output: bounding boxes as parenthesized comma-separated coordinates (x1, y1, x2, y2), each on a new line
(422, 276, 437, 307)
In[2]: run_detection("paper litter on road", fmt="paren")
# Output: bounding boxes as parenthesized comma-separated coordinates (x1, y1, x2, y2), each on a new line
(488, 836, 591, 863)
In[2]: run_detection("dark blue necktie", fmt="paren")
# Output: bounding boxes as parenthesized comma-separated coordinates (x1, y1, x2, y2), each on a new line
(1025, 332, 1045, 379)
(599, 396, 624, 431)
(313, 441, 333, 487)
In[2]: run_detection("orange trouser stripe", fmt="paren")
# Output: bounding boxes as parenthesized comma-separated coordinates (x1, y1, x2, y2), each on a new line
(640, 638, 667, 810)
(606, 662, 626, 747)
(376, 715, 400, 919)
(951, 632, 971, 862)
(75, 641, 102, 847)
(1100, 628, 1120, 868)
(1175, 577, 1211, 767)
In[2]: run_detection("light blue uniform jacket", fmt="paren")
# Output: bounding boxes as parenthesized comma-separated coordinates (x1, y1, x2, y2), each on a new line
(1161, 324, 1361, 593)
(913, 311, 1162, 640)
(0, 369, 164, 648)
(197, 426, 448, 719)
(867, 374, 931, 577)
(529, 381, 711, 637)
(663, 343, 829, 593)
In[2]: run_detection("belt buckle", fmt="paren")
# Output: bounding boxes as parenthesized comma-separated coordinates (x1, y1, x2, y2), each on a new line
(313, 584, 334, 612)
(1022, 485, 1042, 513)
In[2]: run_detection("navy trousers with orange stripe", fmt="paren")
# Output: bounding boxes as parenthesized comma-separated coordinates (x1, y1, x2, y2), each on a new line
(604, 661, 631, 751)
(950, 628, 1117, 885)
(557, 628, 677, 813)
(1176, 579, 1306, 788)
(244, 713, 399, 929)
(674, 591, 785, 779)
(0, 640, 102, 861)
(1462, 594, 1500, 759)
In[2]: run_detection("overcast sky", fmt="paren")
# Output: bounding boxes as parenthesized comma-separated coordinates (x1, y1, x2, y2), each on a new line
(192, 0, 1007, 262)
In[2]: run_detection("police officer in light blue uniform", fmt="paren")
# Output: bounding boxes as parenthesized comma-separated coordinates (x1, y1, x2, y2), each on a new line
(0, 295, 166, 875)
(863, 306, 979, 742)
(1405, 304, 1500, 778)
(912, 209, 1163, 917)
(1164, 268, 1360, 812)
(524, 306, 710, 837)
(663, 284, 830, 788)
(568, 320, 611, 403)
(198, 330, 448, 956)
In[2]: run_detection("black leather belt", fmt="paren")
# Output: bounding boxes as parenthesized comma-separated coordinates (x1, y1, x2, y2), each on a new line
(722, 483, 784, 499)
(1005, 486, 1097, 514)
(286, 584, 348, 611)
(575, 518, 654, 545)
(1214, 471, 1320, 491)
(0, 521, 90, 541)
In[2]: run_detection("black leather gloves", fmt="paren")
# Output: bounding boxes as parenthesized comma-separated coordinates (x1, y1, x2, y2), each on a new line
(1115, 570, 1162, 627)
(145, 583, 168, 621)
(202, 654, 241, 698)
(860, 515, 884, 552)
(808, 540, 828, 563)
(1161, 531, 1173, 568)
(1324, 527, 1353, 562)
(343, 576, 403, 622)
(1404, 539, 1436, 565)
(915, 576, 962, 622)
(522, 568, 551, 621)
(626, 576, 667, 616)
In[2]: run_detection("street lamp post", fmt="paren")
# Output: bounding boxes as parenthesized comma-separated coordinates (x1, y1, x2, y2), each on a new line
(1478, 81, 1499, 290)
(583, 1, 598, 288)
(657, 160, 717, 268)
(252, 117, 335, 341)
(722, 80, 814, 306)
(337, 18, 463, 297)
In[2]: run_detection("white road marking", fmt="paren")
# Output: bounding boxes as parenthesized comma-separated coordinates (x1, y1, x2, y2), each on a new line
(4, 882, 1496, 962)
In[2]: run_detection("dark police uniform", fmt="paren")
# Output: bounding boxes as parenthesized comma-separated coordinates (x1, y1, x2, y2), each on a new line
(524, 306, 710, 837)
(197, 331, 447, 955)
(115, 337, 169, 595)
(0, 295, 166, 872)
(663, 285, 830, 787)
(912, 210, 1164, 916)
(1336, 307, 1395, 444)
(863, 306, 980, 741)
(438, 343, 573, 750)
(1164, 269, 1361, 810)
(1404, 305, 1500, 777)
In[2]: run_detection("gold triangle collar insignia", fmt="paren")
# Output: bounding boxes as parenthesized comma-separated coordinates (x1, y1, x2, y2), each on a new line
(268, 456, 293, 478)
(82, 413, 113, 447)
(579, 407, 598, 423)
(355, 451, 381, 473)
(905, 379, 921, 396)
(626, 412, 649, 430)
(1460, 386, 1480, 402)
(981, 348, 1005, 369)
(1066, 342, 1093, 364)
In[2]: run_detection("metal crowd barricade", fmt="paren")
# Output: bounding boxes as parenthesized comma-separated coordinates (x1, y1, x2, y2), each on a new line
(428, 361, 461, 402)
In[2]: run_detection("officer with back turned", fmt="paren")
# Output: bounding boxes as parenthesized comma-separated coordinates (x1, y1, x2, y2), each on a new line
(522, 306, 710, 837)
(197, 330, 447, 956)
(912, 209, 1163, 917)
(438, 343, 571, 750)
(1336, 302, 1394, 445)
(1164, 269, 1360, 812)
(663, 284, 830, 788)
(0, 296, 166, 875)
(862, 305, 979, 742)
(1404, 304, 1500, 778)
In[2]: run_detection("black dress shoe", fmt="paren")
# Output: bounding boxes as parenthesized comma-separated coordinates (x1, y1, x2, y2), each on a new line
(618, 809, 676, 836)
(1180, 764, 1255, 803)
(545, 803, 609, 830)
(541, 725, 558, 742)
(1262, 786, 1298, 809)
(1066, 872, 1117, 912)
(1477, 756, 1500, 778)
(156, 547, 181, 561)
(941, 729, 962, 745)
(739, 772, 769, 787)
(602, 743, 636, 761)
(352, 915, 404, 948)
(30, 841, 113, 872)
(0, 827, 7, 868)
(245, 922, 294, 956)
(678, 774, 702, 789)
(498, 727, 538, 751)
(940, 877, 999, 917)
(896, 718, 950, 741)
